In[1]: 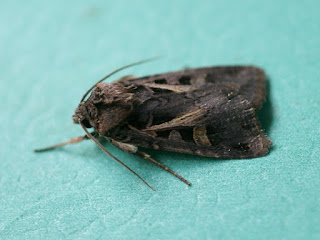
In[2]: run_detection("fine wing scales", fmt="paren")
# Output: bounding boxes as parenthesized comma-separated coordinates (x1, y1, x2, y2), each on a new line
(108, 66, 271, 159)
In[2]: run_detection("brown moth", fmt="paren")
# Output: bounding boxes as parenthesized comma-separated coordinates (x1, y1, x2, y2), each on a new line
(35, 59, 272, 190)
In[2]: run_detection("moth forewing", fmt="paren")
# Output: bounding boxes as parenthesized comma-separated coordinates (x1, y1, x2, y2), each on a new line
(108, 66, 271, 159)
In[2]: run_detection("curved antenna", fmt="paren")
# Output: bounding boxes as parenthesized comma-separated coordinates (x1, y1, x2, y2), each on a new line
(80, 123, 155, 191)
(80, 57, 161, 102)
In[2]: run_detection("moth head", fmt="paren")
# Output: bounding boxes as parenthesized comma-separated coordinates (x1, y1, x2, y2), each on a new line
(72, 57, 158, 133)
(73, 83, 141, 135)
(72, 101, 97, 128)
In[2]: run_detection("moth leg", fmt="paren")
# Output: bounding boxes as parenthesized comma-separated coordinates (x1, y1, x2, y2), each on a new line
(134, 151, 191, 186)
(34, 133, 96, 152)
(110, 139, 191, 186)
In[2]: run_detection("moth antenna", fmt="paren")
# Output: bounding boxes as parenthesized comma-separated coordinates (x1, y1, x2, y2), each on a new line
(34, 135, 88, 152)
(81, 56, 162, 102)
(80, 123, 155, 191)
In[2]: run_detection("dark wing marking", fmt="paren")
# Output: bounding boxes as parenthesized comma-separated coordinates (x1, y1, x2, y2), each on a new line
(120, 66, 267, 109)
(108, 102, 270, 159)
(108, 83, 271, 159)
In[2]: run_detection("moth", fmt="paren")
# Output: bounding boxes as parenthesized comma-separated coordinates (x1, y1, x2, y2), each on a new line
(35, 59, 272, 190)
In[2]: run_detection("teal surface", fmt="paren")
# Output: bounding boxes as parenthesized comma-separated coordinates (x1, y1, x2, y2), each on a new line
(1, 0, 319, 239)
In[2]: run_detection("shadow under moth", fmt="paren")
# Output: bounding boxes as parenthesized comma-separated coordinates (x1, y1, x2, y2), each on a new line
(35, 59, 272, 190)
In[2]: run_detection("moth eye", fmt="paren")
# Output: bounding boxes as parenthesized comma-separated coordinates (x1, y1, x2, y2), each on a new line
(81, 119, 91, 128)
(179, 76, 191, 85)
(154, 78, 167, 84)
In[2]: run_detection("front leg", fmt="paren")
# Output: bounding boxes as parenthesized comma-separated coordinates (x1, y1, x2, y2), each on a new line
(34, 131, 100, 152)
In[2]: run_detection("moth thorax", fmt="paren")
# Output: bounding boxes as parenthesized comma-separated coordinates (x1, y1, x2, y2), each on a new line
(93, 83, 137, 105)
(96, 105, 132, 135)
(89, 83, 141, 135)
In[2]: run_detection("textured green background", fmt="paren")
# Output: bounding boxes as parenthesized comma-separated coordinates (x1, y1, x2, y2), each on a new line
(1, 0, 319, 239)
